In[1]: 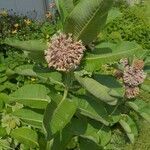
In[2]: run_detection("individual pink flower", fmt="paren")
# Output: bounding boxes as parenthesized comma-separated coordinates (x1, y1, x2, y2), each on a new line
(45, 32, 86, 72)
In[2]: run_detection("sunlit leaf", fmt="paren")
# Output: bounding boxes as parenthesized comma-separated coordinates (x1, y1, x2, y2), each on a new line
(11, 127, 39, 148)
(10, 84, 50, 109)
(12, 108, 43, 128)
(64, 0, 113, 44)
(84, 41, 144, 71)
(43, 98, 78, 137)
(75, 73, 119, 105)
(119, 115, 138, 143)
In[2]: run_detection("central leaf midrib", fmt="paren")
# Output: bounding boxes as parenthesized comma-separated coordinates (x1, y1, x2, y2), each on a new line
(12, 131, 38, 146)
(76, 0, 106, 40)
(12, 97, 49, 102)
(78, 108, 109, 125)
(86, 47, 140, 60)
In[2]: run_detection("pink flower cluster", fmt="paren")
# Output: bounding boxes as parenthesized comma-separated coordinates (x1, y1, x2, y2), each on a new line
(119, 58, 146, 99)
(45, 32, 86, 72)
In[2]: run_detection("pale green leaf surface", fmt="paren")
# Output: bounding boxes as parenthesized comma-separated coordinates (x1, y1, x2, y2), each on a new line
(84, 41, 144, 71)
(119, 115, 138, 143)
(11, 127, 38, 148)
(77, 96, 109, 126)
(74, 73, 119, 105)
(4, 39, 47, 51)
(12, 108, 43, 128)
(10, 84, 50, 109)
(43, 98, 78, 137)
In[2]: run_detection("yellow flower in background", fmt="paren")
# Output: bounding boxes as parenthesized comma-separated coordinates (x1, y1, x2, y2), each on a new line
(46, 34, 50, 39)
(12, 30, 17, 34)
(31, 77, 36, 82)
(24, 19, 31, 25)
(0, 10, 8, 16)
(45, 12, 52, 19)
(14, 23, 19, 28)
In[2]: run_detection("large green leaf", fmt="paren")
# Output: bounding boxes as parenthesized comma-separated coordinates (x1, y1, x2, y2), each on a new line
(93, 74, 124, 97)
(51, 126, 73, 150)
(12, 108, 43, 128)
(74, 73, 120, 105)
(127, 99, 150, 122)
(79, 137, 101, 150)
(14, 65, 64, 86)
(55, 0, 74, 23)
(119, 115, 138, 144)
(10, 84, 50, 109)
(64, 0, 113, 44)
(84, 41, 144, 71)
(10, 127, 39, 148)
(14, 65, 37, 77)
(33, 65, 64, 86)
(71, 118, 111, 146)
(43, 98, 78, 137)
(77, 96, 109, 126)
(4, 38, 47, 51)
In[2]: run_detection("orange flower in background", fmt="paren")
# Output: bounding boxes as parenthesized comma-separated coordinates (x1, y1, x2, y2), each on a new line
(24, 19, 31, 25)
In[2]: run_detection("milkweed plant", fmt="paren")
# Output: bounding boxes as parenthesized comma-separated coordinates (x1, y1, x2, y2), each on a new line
(0, 0, 149, 149)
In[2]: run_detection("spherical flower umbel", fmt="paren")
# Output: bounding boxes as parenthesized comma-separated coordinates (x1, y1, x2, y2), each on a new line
(45, 32, 86, 72)
(123, 66, 146, 86)
(117, 58, 146, 99)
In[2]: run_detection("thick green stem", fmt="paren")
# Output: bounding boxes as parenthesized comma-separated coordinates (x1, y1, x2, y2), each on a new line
(60, 72, 72, 103)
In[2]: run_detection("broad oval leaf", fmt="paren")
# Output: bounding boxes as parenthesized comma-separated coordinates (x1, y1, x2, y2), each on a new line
(79, 137, 101, 150)
(84, 41, 144, 71)
(119, 115, 138, 144)
(74, 73, 119, 105)
(33, 66, 63, 86)
(10, 84, 50, 109)
(71, 118, 111, 146)
(77, 96, 109, 126)
(64, 0, 113, 44)
(12, 108, 43, 129)
(43, 98, 78, 136)
(10, 127, 39, 148)
(127, 99, 150, 122)
(15, 65, 37, 77)
(4, 38, 47, 52)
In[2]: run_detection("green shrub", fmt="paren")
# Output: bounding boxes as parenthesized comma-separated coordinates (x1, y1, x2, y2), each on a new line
(100, 5, 150, 49)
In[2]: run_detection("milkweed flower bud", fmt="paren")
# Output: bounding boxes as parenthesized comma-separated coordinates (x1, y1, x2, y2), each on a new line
(120, 58, 129, 67)
(45, 32, 86, 72)
(125, 86, 139, 99)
